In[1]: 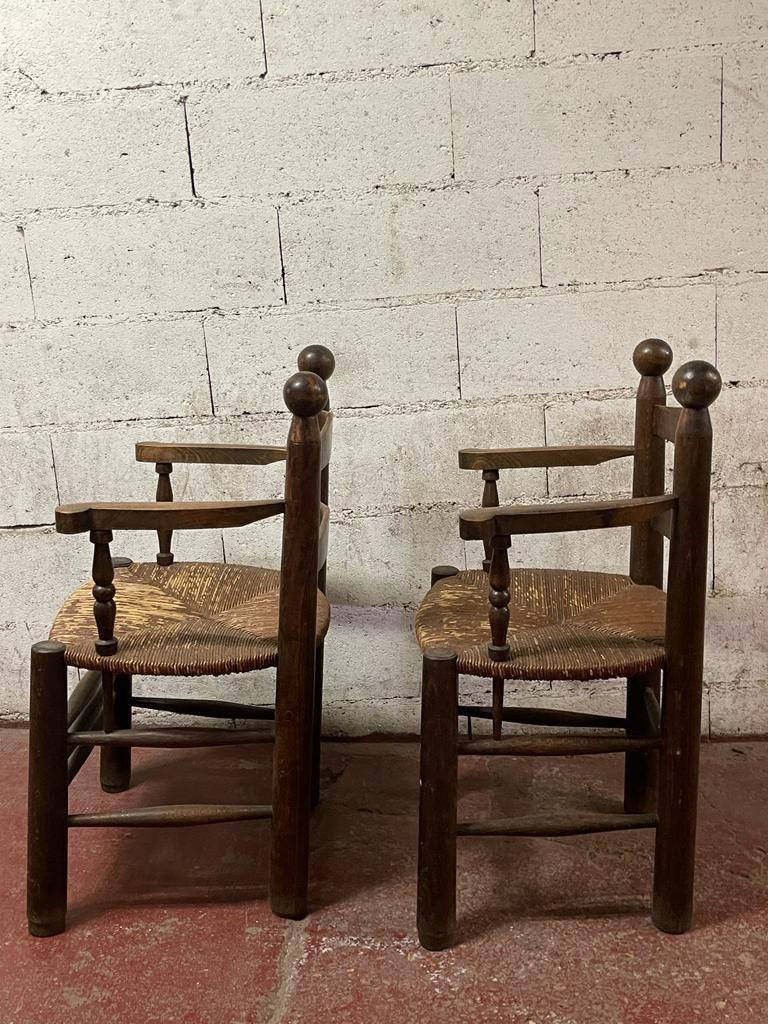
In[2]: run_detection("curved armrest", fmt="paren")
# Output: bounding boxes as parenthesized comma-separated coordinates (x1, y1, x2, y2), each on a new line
(459, 495, 676, 541)
(135, 442, 287, 466)
(458, 445, 634, 470)
(56, 500, 285, 534)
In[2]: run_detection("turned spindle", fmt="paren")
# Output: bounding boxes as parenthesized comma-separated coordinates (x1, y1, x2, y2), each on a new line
(155, 462, 174, 566)
(90, 530, 117, 655)
(481, 468, 500, 573)
(487, 536, 511, 661)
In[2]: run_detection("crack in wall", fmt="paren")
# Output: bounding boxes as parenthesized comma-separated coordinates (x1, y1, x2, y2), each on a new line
(201, 319, 216, 415)
(8, 37, 761, 101)
(257, 0, 269, 78)
(275, 207, 288, 305)
(16, 225, 36, 317)
(180, 96, 198, 197)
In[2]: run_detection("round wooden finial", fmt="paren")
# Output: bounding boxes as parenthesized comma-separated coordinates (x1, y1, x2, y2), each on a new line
(297, 344, 335, 381)
(672, 360, 722, 409)
(283, 370, 328, 417)
(632, 338, 673, 377)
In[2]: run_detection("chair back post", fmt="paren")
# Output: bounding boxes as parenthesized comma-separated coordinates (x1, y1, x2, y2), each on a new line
(297, 344, 336, 595)
(271, 369, 327, 918)
(629, 338, 673, 587)
(664, 361, 721, 669)
(654, 359, 720, 932)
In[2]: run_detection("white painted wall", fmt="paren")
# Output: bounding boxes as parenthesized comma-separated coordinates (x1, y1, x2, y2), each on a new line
(1, 1, 766, 735)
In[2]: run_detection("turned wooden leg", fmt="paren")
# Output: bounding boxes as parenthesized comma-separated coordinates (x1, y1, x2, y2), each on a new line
(310, 642, 324, 810)
(100, 672, 132, 793)
(624, 671, 660, 814)
(652, 665, 703, 933)
(27, 641, 68, 937)
(417, 648, 458, 951)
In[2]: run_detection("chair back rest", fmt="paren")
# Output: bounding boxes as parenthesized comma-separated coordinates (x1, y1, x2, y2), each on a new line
(629, 339, 721, 603)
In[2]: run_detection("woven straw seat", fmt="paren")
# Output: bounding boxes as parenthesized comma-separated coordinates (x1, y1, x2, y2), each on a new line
(50, 561, 331, 677)
(415, 568, 666, 681)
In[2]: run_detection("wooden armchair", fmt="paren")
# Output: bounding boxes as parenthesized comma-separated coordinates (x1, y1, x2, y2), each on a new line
(27, 345, 335, 936)
(414, 340, 721, 949)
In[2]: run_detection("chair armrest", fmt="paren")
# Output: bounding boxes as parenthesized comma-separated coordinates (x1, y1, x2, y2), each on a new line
(55, 500, 285, 534)
(458, 445, 634, 470)
(135, 442, 287, 466)
(459, 495, 676, 541)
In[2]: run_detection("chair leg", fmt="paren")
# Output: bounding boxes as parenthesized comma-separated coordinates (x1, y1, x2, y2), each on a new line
(652, 665, 703, 934)
(624, 671, 659, 814)
(27, 641, 68, 937)
(100, 672, 132, 793)
(271, 644, 315, 919)
(417, 648, 458, 951)
(310, 643, 324, 810)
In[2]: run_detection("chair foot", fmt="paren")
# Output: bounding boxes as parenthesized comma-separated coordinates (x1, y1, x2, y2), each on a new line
(27, 641, 69, 938)
(417, 648, 458, 952)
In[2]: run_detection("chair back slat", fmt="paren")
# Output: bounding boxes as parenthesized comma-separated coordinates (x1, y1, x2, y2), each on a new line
(317, 503, 330, 573)
(652, 404, 681, 443)
(319, 412, 334, 472)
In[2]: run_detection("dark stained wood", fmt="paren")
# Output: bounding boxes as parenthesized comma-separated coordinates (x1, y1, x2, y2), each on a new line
(317, 503, 330, 573)
(66, 669, 101, 727)
(417, 649, 458, 952)
(457, 812, 658, 838)
(68, 728, 273, 748)
(458, 736, 661, 756)
(90, 530, 117, 655)
(416, 340, 720, 947)
(651, 508, 674, 540)
(626, 340, 671, 815)
(27, 641, 68, 937)
(135, 441, 287, 465)
(131, 695, 276, 720)
(653, 404, 681, 443)
(271, 371, 325, 919)
(481, 468, 500, 572)
(68, 805, 272, 828)
(458, 704, 626, 730)
(459, 494, 677, 542)
(431, 565, 460, 587)
(653, 360, 721, 934)
(459, 445, 634, 470)
(155, 462, 174, 566)
(100, 672, 132, 794)
(319, 412, 334, 471)
(33, 355, 336, 936)
(56, 499, 286, 534)
(487, 537, 511, 668)
(67, 695, 103, 784)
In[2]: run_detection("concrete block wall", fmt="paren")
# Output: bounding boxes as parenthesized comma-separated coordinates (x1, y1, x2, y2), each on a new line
(0, 1, 766, 735)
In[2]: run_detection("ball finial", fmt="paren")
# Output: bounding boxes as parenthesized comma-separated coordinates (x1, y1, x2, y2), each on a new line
(672, 360, 722, 410)
(633, 338, 673, 377)
(283, 371, 328, 417)
(297, 345, 335, 381)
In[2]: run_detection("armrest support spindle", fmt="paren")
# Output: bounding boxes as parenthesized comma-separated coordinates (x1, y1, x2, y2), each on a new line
(155, 462, 174, 566)
(90, 530, 117, 655)
(488, 536, 511, 663)
(481, 469, 500, 573)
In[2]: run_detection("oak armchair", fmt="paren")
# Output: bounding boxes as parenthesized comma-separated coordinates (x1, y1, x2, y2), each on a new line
(27, 345, 335, 936)
(415, 340, 721, 949)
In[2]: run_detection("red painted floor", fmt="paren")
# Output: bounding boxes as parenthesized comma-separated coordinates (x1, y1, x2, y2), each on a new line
(1, 731, 768, 1023)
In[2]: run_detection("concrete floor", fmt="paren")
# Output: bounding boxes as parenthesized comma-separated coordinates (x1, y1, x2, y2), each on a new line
(1, 730, 768, 1023)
